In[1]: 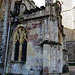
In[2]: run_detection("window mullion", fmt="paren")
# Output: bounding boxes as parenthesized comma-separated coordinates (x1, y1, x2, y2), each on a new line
(18, 33, 22, 61)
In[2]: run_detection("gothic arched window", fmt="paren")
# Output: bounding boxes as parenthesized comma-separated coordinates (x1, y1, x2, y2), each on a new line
(13, 27, 28, 62)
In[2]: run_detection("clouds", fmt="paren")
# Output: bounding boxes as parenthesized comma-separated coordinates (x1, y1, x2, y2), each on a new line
(33, 0, 45, 7)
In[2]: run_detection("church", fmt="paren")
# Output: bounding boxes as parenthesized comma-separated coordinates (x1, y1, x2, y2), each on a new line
(59, 0, 75, 64)
(0, 0, 69, 75)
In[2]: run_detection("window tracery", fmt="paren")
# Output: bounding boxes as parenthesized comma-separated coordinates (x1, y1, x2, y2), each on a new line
(13, 27, 28, 62)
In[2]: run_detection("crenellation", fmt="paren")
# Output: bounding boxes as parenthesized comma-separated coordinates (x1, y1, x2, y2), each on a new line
(0, 0, 69, 75)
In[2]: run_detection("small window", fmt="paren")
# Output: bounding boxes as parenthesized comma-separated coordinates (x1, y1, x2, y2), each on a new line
(13, 27, 28, 62)
(14, 1, 21, 15)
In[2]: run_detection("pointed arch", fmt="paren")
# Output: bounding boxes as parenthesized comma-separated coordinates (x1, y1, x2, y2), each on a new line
(13, 26, 28, 61)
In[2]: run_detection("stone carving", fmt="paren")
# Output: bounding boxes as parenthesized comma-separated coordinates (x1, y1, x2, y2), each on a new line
(20, 1, 27, 14)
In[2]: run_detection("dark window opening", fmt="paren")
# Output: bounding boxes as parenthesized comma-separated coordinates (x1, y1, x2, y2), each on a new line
(14, 27, 28, 61)
(14, 2, 21, 15)
(21, 40, 27, 61)
(14, 41, 19, 61)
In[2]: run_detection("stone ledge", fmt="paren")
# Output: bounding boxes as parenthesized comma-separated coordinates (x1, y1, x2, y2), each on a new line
(39, 40, 62, 46)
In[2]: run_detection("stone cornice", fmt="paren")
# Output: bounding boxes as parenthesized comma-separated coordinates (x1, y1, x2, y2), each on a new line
(39, 40, 62, 46)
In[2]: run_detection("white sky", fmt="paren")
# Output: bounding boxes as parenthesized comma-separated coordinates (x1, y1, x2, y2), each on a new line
(33, 0, 75, 7)
(73, 0, 75, 6)
(33, 0, 45, 7)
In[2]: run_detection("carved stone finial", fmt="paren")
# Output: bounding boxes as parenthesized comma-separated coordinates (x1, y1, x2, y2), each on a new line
(45, 0, 57, 6)
(20, 1, 27, 14)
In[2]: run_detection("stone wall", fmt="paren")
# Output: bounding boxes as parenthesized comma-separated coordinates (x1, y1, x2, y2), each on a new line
(66, 41, 75, 61)
(0, 0, 8, 74)
(3, 0, 68, 75)
(64, 28, 74, 41)
(6, 13, 64, 74)
(0, 0, 13, 74)
(58, 0, 75, 63)
(0, 0, 6, 58)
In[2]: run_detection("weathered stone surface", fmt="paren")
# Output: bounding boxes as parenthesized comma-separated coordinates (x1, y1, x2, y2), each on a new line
(66, 41, 75, 61)
(0, 0, 68, 75)
(59, 0, 75, 63)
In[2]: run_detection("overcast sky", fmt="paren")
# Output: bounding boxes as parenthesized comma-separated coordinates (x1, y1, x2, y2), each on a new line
(33, 0, 45, 7)
(33, 0, 75, 7)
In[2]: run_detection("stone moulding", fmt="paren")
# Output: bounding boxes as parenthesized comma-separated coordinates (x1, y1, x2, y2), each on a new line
(39, 40, 62, 46)
(23, 6, 45, 14)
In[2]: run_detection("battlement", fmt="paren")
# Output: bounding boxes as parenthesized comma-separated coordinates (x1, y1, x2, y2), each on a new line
(10, 1, 62, 24)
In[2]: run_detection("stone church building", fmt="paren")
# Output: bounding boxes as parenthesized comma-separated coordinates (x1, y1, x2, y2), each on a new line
(0, 0, 68, 75)
(59, 0, 75, 64)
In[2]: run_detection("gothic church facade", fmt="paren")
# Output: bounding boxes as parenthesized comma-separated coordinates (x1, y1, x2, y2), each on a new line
(0, 0, 68, 75)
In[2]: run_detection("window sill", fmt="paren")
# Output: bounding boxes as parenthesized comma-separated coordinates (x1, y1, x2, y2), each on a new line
(10, 61, 26, 64)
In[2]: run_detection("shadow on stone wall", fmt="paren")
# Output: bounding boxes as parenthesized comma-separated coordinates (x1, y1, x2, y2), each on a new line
(62, 65, 69, 73)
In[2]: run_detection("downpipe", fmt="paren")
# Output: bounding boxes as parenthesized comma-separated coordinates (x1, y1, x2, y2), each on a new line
(3, 22, 10, 75)
(3, 0, 10, 73)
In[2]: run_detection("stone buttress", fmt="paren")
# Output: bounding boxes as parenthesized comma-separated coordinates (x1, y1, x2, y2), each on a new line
(4, 0, 69, 75)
